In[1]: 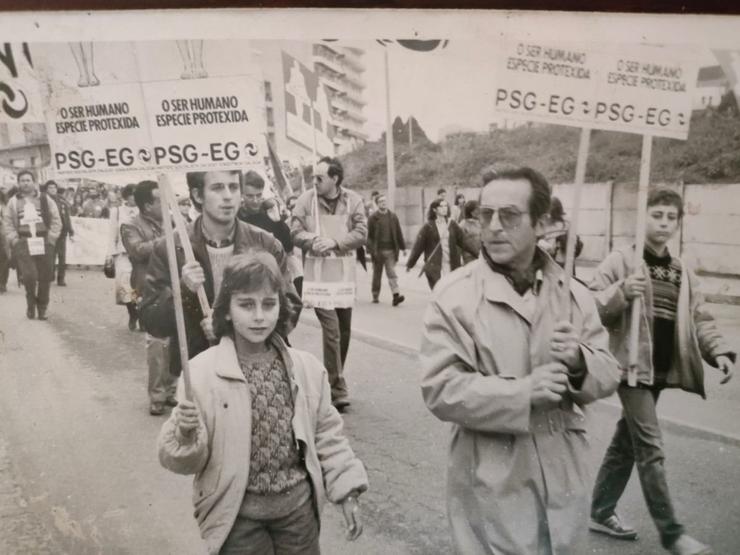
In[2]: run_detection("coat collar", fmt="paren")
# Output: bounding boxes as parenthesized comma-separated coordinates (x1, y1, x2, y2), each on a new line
(214, 334, 297, 387)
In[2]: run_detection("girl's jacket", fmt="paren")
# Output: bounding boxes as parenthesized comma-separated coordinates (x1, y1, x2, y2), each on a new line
(589, 245, 735, 397)
(158, 335, 368, 554)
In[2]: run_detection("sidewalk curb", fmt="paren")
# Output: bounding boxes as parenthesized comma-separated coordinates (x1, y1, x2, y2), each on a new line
(301, 319, 740, 449)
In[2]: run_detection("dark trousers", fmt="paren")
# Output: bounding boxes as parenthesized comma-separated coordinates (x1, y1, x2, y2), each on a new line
(371, 249, 400, 299)
(591, 385, 684, 548)
(219, 496, 319, 555)
(52, 234, 68, 283)
(0, 240, 9, 289)
(14, 241, 54, 312)
(314, 307, 352, 401)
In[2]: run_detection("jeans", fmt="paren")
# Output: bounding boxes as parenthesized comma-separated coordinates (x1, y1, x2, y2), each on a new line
(591, 385, 684, 548)
(219, 495, 319, 555)
(314, 307, 352, 401)
(52, 234, 68, 283)
(371, 249, 400, 299)
(146, 334, 176, 405)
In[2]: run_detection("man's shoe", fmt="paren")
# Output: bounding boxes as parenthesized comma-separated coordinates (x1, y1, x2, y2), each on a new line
(57, 281, 67, 287)
(164, 397, 178, 408)
(0, 285, 6, 293)
(332, 398, 351, 413)
(149, 403, 165, 416)
(392, 293, 405, 307)
(128, 316, 138, 332)
(371, 297, 379, 304)
(589, 514, 638, 541)
(668, 535, 712, 555)
(26, 306, 35, 320)
(37, 310, 48, 321)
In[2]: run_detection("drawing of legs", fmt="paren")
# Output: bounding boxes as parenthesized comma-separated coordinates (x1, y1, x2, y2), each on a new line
(69, 42, 99, 87)
(176, 40, 207, 80)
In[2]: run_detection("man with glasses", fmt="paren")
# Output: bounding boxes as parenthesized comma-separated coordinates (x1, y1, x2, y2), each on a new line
(291, 157, 367, 412)
(420, 165, 620, 554)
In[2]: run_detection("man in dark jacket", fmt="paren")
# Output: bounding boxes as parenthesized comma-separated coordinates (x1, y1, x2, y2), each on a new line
(138, 170, 296, 377)
(121, 180, 175, 416)
(367, 193, 405, 306)
(43, 180, 75, 286)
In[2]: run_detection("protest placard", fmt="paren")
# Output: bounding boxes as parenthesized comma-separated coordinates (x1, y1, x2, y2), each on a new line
(494, 42, 698, 139)
(0, 42, 45, 123)
(66, 216, 109, 266)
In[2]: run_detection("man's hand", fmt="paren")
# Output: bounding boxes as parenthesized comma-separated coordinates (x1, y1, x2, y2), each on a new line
(312, 237, 337, 255)
(174, 399, 201, 442)
(530, 362, 569, 409)
(622, 273, 647, 300)
(341, 494, 363, 541)
(181, 261, 206, 293)
(717, 355, 734, 384)
(200, 316, 216, 343)
(550, 320, 584, 371)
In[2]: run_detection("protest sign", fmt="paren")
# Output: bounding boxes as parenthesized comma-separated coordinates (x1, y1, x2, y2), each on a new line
(301, 214, 357, 309)
(494, 42, 698, 140)
(33, 40, 267, 177)
(66, 216, 109, 266)
(0, 42, 44, 123)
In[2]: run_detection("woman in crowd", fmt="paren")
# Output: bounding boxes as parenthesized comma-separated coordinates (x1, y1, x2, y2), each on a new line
(450, 192, 466, 223)
(158, 251, 367, 555)
(106, 184, 140, 331)
(406, 198, 476, 290)
(458, 199, 481, 265)
(538, 196, 582, 273)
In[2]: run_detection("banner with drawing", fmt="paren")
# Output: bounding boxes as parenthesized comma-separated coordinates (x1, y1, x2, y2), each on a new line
(66, 216, 109, 266)
(31, 40, 267, 177)
(301, 214, 356, 309)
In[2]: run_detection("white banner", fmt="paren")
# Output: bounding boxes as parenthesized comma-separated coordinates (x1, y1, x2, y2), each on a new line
(66, 216, 109, 266)
(302, 255, 356, 309)
(33, 40, 267, 177)
(0, 42, 44, 123)
(494, 42, 698, 139)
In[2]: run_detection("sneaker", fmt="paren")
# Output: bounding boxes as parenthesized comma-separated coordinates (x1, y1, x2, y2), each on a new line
(149, 403, 165, 416)
(165, 397, 178, 408)
(589, 514, 638, 541)
(668, 535, 712, 555)
(332, 398, 351, 413)
(392, 293, 405, 307)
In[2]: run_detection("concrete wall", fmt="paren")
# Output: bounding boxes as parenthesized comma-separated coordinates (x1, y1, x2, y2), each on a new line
(363, 182, 740, 302)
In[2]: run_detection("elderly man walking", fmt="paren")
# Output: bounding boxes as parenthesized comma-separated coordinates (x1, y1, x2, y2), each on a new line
(420, 165, 620, 554)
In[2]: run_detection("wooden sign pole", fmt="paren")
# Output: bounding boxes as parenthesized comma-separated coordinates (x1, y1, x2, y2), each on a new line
(627, 134, 653, 387)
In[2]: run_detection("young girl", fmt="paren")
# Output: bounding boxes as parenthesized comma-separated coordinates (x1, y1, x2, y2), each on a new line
(158, 251, 368, 555)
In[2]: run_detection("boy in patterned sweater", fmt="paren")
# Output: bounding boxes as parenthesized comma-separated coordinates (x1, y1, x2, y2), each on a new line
(587, 187, 735, 555)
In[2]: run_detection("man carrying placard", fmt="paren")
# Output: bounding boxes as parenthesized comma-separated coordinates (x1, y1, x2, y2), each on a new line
(2, 170, 62, 320)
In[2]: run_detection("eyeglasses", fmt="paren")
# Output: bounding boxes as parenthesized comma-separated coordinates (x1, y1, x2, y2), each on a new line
(479, 205, 523, 230)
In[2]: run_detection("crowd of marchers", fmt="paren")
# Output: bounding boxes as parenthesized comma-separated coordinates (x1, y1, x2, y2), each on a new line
(0, 159, 735, 555)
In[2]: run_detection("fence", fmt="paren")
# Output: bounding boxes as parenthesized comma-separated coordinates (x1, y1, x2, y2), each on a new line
(376, 182, 740, 303)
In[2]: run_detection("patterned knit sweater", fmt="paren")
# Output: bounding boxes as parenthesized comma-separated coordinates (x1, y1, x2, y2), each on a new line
(644, 246, 682, 385)
(238, 346, 307, 494)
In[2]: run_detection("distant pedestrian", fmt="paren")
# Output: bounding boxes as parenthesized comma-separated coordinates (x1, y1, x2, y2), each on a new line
(436, 188, 447, 202)
(450, 192, 465, 223)
(589, 187, 736, 555)
(367, 193, 405, 306)
(121, 180, 175, 416)
(406, 198, 476, 290)
(420, 165, 620, 554)
(0, 188, 10, 293)
(158, 251, 368, 555)
(459, 199, 481, 265)
(42, 180, 74, 286)
(2, 170, 62, 320)
(107, 184, 139, 331)
(537, 196, 582, 274)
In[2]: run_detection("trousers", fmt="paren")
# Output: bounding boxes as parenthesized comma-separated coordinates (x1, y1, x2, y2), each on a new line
(314, 307, 352, 401)
(146, 333, 176, 405)
(371, 249, 400, 298)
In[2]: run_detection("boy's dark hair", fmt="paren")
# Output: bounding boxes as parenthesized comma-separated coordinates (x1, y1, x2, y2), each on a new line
(212, 251, 294, 341)
(242, 170, 265, 191)
(370, 190, 379, 199)
(647, 187, 684, 219)
(437, 188, 446, 196)
(41, 180, 58, 193)
(549, 196, 565, 222)
(480, 164, 552, 224)
(317, 156, 343, 187)
(16, 169, 35, 183)
(186, 170, 240, 211)
(133, 180, 159, 212)
(121, 184, 136, 200)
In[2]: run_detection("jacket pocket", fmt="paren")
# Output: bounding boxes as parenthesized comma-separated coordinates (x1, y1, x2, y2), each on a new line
(192, 396, 225, 503)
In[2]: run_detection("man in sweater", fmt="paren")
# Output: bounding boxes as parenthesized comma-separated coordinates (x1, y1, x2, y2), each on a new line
(43, 180, 75, 286)
(588, 187, 735, 555)
(121, 180, 175, 416)
(367, 193, 405, 306)
(138, 170, 296, 379)
(2, 170, 62, 320)
(291, 157, 368, 412)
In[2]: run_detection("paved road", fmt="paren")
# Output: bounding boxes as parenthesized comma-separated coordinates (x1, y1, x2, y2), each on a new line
(0, 270, 739, 553)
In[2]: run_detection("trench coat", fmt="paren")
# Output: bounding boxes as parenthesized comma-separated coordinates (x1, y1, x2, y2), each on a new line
(588, 245, 736, 397)
(420, 254, 620, 555)
(158, 335, 368, 555)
